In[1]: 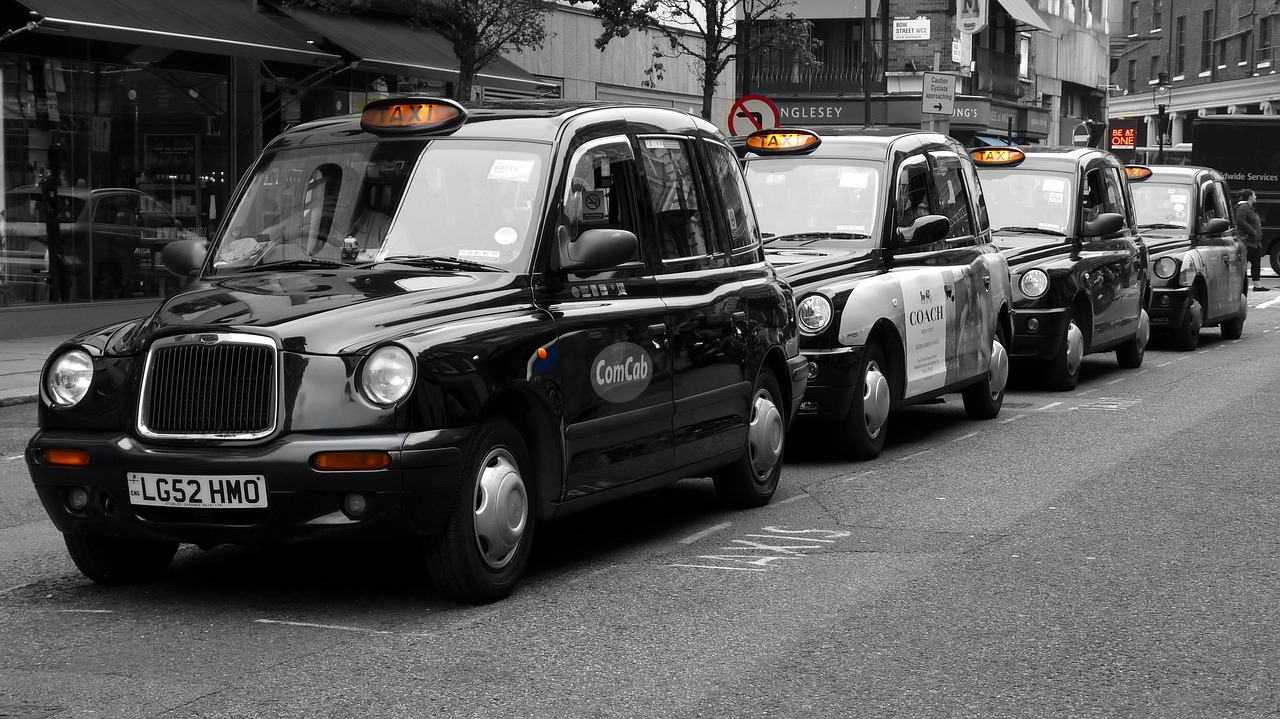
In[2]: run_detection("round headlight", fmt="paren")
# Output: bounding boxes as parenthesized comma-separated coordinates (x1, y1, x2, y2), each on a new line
(797, 295, 833, 334)
(360, 345, 415, 407)
(1019, 269, 1050, 299)
(1153, 256, 1179, 280)
(46, 349, 94, 407)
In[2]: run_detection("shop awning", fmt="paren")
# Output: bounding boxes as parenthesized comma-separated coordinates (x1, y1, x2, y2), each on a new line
(16, 0, 341, 66)
(996, 0, 1051, 32)
(273, 5, 555, 94)
(973, 134, 1015, 146)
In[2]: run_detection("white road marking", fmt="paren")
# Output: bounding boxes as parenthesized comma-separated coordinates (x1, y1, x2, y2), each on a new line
(951, 431, 979, 442)
(1106, 377, 1126, 385)
(897, 450, 932, 461)
(4, 455, 23, 461)
(1198, 349, 1212, 354)
(668, 564, 766, 572)
(1257, 295, 1280, 309)
(1158, 361, 1173, 367)
(1075, 388, 1097, 396)
(255, 619, 430, 637)
(1000, 413, 1028, 424)
(58, 609, 114, 613)
(776, 493, 807, 505)
(1036, 402, 1062, 411)
(679, 522, 732, 544)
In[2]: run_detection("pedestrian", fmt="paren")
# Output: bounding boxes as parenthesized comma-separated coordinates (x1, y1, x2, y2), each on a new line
(1235, 189, 1268, 292)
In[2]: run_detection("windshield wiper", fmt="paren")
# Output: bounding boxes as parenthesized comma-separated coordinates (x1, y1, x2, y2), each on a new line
(763, 231, 872, 245)
(380, 255, 508, 273)
(993, 226, 1067, 236)
(240, 258, 351, 272)
(1137, 223, 1186, 230)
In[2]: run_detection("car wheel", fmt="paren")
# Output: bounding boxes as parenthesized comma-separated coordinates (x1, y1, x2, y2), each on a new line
(63, 534, 178, 585)
(1045, 310, 1084, 392)
(1220, 292, 1247, 340)
(713, 370, 785, 508)
(1269, 241, 1280, 276)
(1116, 308, 1149, 369)
(837, 343, 891, 460)
(424, 420, 533, 604)
(1172, 296, 1203, 351)
(961, 322, 1008, 420)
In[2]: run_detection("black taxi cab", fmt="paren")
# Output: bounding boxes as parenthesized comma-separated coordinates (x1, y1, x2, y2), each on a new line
(1125, 164, 1247, 349)
(25, 98, 808, 604)
(735, 127, 1013, 461)
(971, 146, 1149, 391)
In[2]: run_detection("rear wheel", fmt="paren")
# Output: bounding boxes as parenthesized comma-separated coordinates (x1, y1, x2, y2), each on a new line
(1172, 296, 1203, 351)
(64, 534, 178, 585)
(1221, 292, 1247, 339)
(1116, 308, 1149, 368)
(962, 322, 1008, 420)
(713, 370, 785, 508)
(424, 420, 533, 604)
(837, 343, 891, 460)
(1045, 310, 1084, 392)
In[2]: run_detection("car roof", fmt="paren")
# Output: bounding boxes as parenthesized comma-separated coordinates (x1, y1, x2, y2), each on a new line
(1136, 164, 1224, 182)
(980, 145, 1124, 172)
(733, 125, 961, 161)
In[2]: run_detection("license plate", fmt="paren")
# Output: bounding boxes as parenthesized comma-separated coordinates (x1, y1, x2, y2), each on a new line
(127, 473, 268, 509)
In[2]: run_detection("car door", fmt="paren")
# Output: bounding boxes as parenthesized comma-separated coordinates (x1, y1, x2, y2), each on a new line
(538, 134, 675, 500)
(1080, 164, 1143, 346)
(1197, 178, 1241, 318)
(926, 146, 989, 385)
(636, 134, 750, 468)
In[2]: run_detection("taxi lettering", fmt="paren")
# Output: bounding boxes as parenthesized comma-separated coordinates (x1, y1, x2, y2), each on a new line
(908, 306, 946, 325)
(591, 342, 653, 402)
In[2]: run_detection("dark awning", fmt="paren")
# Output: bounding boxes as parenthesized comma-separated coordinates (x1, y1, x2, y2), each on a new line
(973, 134, 1014, 147)
(17, 0, 340, 66)
(272, 5, 555, 94)
(996, 0, 1051, 32)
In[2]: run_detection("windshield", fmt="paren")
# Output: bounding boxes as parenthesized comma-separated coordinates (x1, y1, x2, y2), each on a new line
(743, 157, 882, 244)
(1130, 182, 1192, 228)
(979, 168, 1077, 241)
(210, 138, 549, 274)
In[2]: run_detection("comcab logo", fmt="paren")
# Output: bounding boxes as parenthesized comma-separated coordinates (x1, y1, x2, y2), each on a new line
(591, 342, 653, 402)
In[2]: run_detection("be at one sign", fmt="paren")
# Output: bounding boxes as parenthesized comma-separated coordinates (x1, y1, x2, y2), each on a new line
(921, 72, 956, 116)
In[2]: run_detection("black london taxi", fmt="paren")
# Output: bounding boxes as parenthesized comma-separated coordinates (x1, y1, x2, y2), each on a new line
(1125, 164, 1247, 349)
(26, 98, 808, 604)
(972, 146, 1149, 391)
(735, 127, 1013, 461)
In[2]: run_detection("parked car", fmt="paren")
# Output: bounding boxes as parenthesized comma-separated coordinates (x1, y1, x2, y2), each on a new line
(26, 98, 808, 604)
(1125, 164, 1248, 348)
(2, 185, 183, 302)
(972, 146, 1150, 391)
(735, 126, 1012, 460)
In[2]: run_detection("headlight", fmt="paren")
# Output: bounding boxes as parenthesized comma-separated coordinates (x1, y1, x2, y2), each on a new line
(797, 295, 833, 334)
(1019, 269, 1050, 299)
(1153, 256, 1179, 280)
(45, 349, 94, 407)
(360, 345, 415, 407)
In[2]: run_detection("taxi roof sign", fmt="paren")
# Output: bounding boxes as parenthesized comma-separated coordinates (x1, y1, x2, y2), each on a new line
(969, 147, 1026, 166)
(360, 97, 467, 135)
(1124, 165, 1154, 181)
(744, 129, 822, 155)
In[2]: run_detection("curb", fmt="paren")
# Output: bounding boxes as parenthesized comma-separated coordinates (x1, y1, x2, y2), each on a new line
(0, 394, 38, 407)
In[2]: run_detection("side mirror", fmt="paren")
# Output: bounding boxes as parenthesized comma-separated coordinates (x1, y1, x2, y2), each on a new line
(1082, 212, 1124, 237)
(1199, 217, 1230, 235)
(896, 214, 951, 248)
(555, 226, 638, 273)
(162, 238, 208, 277)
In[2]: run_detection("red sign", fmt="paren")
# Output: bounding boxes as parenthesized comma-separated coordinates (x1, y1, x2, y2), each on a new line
(1110, 126, 1137, 149)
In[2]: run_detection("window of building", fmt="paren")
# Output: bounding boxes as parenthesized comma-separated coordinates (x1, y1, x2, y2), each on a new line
(1019, 35, 1031, 78)
(1201, 10, 1215, 71)
(1151, 54, 1162, 79)
(1260, 16, 1274, 63)
(1153, 0, 1163, 29)
(1175, 15, 1187, 75)
(1128, 59, 1138, 93)
(1128, 2, 1140, 34)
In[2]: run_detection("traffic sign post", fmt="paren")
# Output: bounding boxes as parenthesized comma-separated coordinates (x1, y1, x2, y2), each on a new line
(1072, 123, 1091, 147)
(727, 94, 781, 136)
(921, 72, 956, 116)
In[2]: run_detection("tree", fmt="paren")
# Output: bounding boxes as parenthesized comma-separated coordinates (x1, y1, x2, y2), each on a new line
(580, 0, 817, 120)
(292, 0, 552, 101)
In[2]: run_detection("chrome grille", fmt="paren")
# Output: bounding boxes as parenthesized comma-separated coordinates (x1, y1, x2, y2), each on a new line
(138, 333, 278, 440)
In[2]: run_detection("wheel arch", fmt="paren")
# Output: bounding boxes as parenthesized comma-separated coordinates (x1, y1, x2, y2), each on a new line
(1073, 292, 1094, 349)
(866, 319, 905, 409)
(477, 384, 563, 520)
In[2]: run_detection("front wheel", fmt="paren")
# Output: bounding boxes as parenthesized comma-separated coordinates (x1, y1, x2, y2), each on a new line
(1045, 310, 1085, 392)
(1172, 297, 1203, 351)
(64, 534, 178, 585)
(1116, 308, 1149, 368)
(713, 371, 785, 508)
(424, 420, 533, 604)
(962, 322, 1008, 420)
(836, 343, 892, 461)
(1220, 292, 1247, 339)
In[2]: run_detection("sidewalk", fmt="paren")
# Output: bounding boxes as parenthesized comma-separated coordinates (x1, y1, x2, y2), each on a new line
(0, 335, 68, 407)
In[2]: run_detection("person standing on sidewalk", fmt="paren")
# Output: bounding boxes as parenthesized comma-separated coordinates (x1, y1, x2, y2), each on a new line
(1235, 189, 1268, 292)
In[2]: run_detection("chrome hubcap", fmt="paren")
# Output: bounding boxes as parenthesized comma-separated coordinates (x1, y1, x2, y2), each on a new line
(863, 360, 890, 439)
(989, 337, 1009, 401)
(746, 387, 785, 483)
(472, 447, 526, 570)
(1065, 320, 1084, 375)
(1136, 308, 1150, 350)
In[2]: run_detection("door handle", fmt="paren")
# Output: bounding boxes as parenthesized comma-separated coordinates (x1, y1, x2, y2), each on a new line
(647, 323, 667, 336)
(982, 274, 991, 289)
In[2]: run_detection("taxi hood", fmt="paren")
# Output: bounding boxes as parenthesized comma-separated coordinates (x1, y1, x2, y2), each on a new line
(766, 245, 880, 289)
(105, 269, 529, 355)
(994, 238, 1078, 267)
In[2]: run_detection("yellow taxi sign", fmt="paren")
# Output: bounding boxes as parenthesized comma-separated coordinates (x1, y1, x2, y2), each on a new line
(969, 147, 1026, 166)
(1124, 165, 1154, 181)
(744, 129, 822, 155)
(360, 97, 467, 134)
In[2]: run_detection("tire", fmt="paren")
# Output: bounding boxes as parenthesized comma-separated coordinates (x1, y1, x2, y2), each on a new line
(714, 370, 785, 508)
(1116, 308, 1149, 369)
(63, 534, 178, 585)
(1221, 292, 1247, 340)
(424, 420, 533, 604)
(962, 322, 1008, 420)
(1269, 241, 1280, 276)
(836, 343, 892, 461)
(1045, 310, 1085, 392)
(1172, 296, 1203, 351)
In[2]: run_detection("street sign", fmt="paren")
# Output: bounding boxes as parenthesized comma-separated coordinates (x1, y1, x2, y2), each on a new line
(1072, 123, 1091, 147)
(892, 16, 931, 40)
(921, 72, 956, 116)
(727, 94, 781, 136)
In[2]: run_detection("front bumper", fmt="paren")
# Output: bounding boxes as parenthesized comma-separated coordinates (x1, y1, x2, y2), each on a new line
(1148, 287, 1193, 330)
(1008, 307, 1071, 361)
(792, 346, 867, 422)
(26, 427, 471, 546)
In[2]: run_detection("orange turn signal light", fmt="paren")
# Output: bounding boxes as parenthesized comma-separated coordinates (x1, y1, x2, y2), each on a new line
(360, 97, 466, 134)
(1124, 165, 1153, 181)
(42, 449, 90, 467)
(312, 451, 392, 471)
(970, 148, 1026, 166)
(744, 129, 822, 155)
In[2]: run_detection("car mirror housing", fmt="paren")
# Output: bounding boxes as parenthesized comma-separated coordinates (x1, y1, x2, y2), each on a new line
(554, 226, 638, 273)
(895, 214, 951, 248)
(161, 238, 208, 278)
(1199, 217, 1230, 235)
(1082, 212, 1125, 238)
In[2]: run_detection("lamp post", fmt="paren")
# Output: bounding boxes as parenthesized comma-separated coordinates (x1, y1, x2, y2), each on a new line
(1154, 72, 1171, 163)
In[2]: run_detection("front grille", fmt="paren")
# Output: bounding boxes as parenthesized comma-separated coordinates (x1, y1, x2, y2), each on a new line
(138, 333, 278, 440)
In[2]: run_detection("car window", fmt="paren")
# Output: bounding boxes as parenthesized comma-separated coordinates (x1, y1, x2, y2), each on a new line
(637, 137, 711, 260)
(560, 136, 641, 248)
(1083, 166, 1125, 222)
(743, 157, 882, 242)
(980, 169, 1075, 236)
(929, 150, 975, 239)
(1203, 180, 1231, 223)
(895, 155, 932, 229)
(959, 155, 990, 234)
(1131, 182, 1193, 228)
(93, 194, 140, 226)
(704, 140, 759, 252)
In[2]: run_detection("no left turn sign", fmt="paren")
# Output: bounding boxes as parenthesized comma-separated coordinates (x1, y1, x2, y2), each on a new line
(727, 94, 781, 136)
